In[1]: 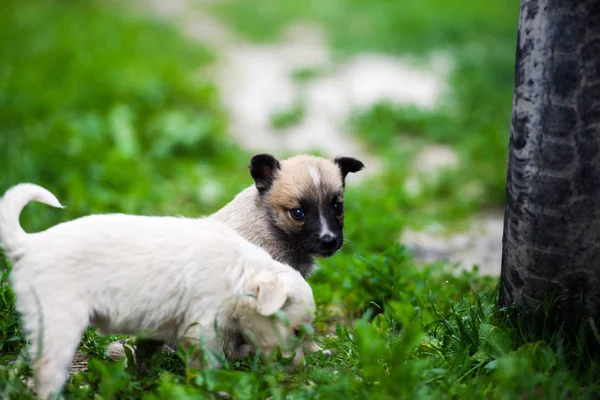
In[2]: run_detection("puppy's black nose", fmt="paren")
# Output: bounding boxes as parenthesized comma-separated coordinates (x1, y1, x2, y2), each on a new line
(320, 233, 338, 250)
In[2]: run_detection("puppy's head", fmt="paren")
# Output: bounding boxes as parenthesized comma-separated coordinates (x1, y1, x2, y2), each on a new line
(250, 153, 364, 258)
(239, 267, 316, 368)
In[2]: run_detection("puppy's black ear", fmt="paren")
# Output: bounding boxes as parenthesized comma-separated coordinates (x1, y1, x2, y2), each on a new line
(334, 156, 365, 183)
(249, 154, 281, 193)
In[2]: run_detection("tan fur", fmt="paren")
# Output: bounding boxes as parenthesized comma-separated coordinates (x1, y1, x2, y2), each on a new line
(268, 155, 344, 209)
(212, 154, 345, 275)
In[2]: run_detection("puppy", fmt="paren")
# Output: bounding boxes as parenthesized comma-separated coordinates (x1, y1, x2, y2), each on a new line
(0, 183, 319, 400)
(212, 153, 365, 277)
(109, 153, 364, 362)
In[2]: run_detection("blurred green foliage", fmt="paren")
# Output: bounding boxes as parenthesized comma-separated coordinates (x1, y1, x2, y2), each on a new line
(0, 0, 250, 233)
(213, 0, 518, 208)
(1, 0, 600, 399)
(211, 0, 517, 55)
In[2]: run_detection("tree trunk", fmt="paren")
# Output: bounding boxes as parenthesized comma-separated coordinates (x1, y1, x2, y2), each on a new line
(500, 0, 600, 324)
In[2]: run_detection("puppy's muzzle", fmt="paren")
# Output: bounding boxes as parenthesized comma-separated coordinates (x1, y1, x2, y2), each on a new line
(314, 233, 341, 256)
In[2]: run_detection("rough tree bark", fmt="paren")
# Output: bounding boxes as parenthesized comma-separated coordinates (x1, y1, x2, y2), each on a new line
(500, 0, 600, 324)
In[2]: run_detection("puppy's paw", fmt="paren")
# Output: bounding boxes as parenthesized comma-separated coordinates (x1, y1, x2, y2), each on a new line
(106, 339, 137, 365)
(320, 349, 332, 360)
(304, 341, 332, 361)
(106, 340, 127, 361)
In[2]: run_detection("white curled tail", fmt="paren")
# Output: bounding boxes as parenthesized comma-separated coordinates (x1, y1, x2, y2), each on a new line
(0, 183, 63, 256)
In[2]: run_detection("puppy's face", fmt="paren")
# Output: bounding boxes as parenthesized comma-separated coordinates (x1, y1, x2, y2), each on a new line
(240, 268, 317, 368)
(250, 154, 364, 258)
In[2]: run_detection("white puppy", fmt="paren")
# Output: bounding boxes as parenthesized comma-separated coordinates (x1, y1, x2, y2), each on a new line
(0, 183, 319, 400)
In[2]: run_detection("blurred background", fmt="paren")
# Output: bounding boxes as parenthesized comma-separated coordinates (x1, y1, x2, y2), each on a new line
(0, 0, 535, 397)
(1, 0, 519, 275)
(1, 0, 518, 363)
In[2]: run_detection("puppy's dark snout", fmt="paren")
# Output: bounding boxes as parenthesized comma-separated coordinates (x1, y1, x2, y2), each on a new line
(319, 233, 338, 250)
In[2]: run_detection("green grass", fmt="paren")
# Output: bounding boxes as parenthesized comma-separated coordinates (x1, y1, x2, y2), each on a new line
(2, 0, 600, 399)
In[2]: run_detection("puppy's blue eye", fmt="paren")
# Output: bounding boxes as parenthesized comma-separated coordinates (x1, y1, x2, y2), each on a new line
(290, 208, 305, 221)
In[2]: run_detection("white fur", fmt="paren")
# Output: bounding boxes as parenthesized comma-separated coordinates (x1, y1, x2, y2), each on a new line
(306, 167, 333, 239)
(308, 167, 321, 189)
(319, 212, 334, 238)
(0, 183, 320, 400)
(0, 183, 63, 260)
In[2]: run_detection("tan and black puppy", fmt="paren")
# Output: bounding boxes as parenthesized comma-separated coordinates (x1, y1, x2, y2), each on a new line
(107, 153, 364, 363)
(212, 153, 364, 277)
